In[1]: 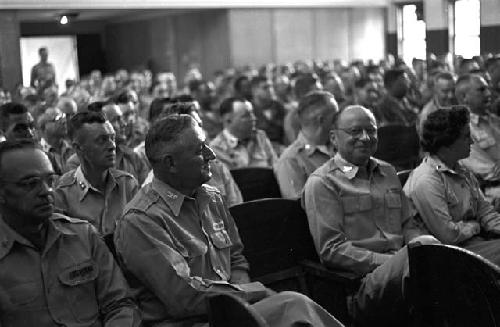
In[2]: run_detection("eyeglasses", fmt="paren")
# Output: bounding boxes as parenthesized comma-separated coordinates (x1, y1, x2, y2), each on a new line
(1, 174, 57, 192)
(336, 127, 377, 138)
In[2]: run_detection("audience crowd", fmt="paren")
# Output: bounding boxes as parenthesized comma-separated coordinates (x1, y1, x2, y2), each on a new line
(2, 49, 500, 326)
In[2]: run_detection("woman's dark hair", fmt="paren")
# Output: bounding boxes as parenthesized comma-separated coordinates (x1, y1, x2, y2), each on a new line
(421, 106, 470, 154)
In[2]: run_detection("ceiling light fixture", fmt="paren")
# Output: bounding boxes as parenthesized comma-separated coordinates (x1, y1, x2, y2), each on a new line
(58, 13, 78, 25)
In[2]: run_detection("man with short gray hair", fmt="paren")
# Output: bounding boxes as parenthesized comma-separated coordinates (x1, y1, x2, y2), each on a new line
(115, 114, 344, 327)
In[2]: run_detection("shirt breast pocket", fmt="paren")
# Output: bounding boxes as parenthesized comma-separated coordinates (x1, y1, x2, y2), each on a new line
(342, 195, 372, 239)
(385, 191, 403, 233)
(209, 229, 233, 250)
(4, 281, 42, 309)
(58, 260, 99, 323)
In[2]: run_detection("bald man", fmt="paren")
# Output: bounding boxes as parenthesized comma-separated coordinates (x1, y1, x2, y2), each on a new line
(302, 105, 436, 326)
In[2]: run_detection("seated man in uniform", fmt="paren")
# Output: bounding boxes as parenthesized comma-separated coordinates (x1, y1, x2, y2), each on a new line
(210, 97, 277, 169)
(114, 115, 344, 327)
(55, 112, 138, 236)
(0, 139, 140, 326)
(274, 90, 338, 199)
(66, 102, 149, 185)
(302, 105, 437, 326)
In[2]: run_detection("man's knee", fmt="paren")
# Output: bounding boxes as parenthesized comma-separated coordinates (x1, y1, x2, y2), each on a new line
(410, 234, 441, 246)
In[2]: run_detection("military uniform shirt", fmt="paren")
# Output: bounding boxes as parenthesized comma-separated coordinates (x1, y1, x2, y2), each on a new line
(302, 153, 422, 277)
(274, 132, 332, 199)
(0, 213, 139, 327)
(54, 166, 138, 235)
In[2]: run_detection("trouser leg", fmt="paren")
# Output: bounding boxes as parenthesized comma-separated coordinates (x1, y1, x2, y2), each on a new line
(353, 236, 440, 326)
(252, 291, 344, 327)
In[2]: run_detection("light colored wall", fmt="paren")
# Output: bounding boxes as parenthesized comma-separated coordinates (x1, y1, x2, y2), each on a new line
(481, 0, 500, 27)
(228, 7, 386, 65)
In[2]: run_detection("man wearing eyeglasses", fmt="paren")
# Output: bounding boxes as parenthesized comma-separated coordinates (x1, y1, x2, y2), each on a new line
(302, 105, 437, 326)
(54, 112, 138, 236)
(0, 139, 140, 326)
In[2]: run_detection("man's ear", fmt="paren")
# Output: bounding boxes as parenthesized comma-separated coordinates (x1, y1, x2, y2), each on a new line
(161, 154, 177, 173)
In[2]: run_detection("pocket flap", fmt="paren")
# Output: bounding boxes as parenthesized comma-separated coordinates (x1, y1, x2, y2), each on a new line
(209, 230, 233, 249)
(59, 261, 98, 286)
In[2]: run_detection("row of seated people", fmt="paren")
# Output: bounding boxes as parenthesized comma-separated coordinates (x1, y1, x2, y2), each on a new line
(1, 74, 500, 326)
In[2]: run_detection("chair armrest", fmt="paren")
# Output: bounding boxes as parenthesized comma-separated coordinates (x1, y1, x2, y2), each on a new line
(299, 259, 360, 287)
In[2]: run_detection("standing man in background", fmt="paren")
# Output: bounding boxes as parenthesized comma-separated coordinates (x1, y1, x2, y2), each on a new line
(30, 47, 56, 94)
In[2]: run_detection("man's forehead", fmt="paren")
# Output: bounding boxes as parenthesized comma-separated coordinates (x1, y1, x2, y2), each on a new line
(338, 107, 376, 126)
(1, 148, 53, 178)
(81, 121, 114, 135)
(233, 101, 252, 114)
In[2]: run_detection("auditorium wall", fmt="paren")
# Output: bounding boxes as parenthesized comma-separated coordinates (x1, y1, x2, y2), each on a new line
(228, 7, 386, 66)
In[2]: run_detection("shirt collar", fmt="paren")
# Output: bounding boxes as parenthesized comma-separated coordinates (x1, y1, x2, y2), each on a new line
(296, 132, 331, 157)
(151, 177, 186, 217)
(0, 214, 76, 260)
(331, 152, 383, 179)
(222, 129, 239, 149)
(469, 112, 489, 126)
(151, 177, 212, 217)
(426, 155, 466, 175)
(74, 166, 117, 202)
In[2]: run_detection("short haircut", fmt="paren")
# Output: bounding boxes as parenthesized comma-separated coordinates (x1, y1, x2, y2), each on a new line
(0, 139, 42, 177)
(219, 97, 242, 117)
(149, 98, 172, 122)
(421, 106, 469, 154)
(383, 69, 406, 89)
(233, 76, 249, 93)
(250, 75, 268, 89)
(38, 47, 47, 54)
(68, 111, 107, 141)
(433, 71, 455, 84)
(297, 90, 338, 126)
(0, 102, 29, 131)
(145, 114, 195, 165)
(294, 73, 319, 100)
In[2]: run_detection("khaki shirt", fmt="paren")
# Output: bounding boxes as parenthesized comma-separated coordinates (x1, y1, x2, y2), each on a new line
(115, 178, 269, 325)
(404, 155, 500, 244)
(142, 159, 243, 207)
(66, 144, 149, 185)
(55, 167, 138, 235)
(210, 129, 277, 169)
(0, 213, 139, 327)
(302, 153, 422, 277)
(460, 113, 500, 181)
(274, 132, 332, 199)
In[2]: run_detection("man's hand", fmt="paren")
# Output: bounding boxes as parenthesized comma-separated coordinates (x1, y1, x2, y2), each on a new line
(230, 269, 251, 284)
